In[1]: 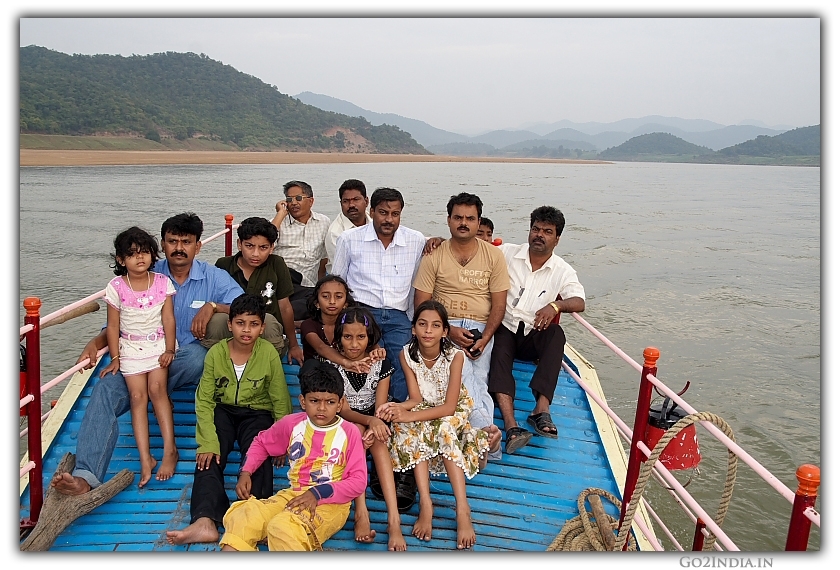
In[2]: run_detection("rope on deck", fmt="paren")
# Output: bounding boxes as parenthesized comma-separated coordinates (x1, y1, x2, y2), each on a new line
(548, 412, 737, 552)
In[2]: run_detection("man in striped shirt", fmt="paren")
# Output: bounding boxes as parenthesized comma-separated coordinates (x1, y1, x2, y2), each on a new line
(332, 187, 427, 402)
(271, 180, 330, 320)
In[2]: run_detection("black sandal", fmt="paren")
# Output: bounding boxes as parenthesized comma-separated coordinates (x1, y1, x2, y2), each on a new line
(370, 468, 417, 513)
(394, 470, 417, 513)
(505, 426, 533, 454)
(527, 412, 558, 439)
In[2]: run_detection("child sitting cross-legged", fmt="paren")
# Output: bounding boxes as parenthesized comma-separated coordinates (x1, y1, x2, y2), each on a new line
(165, 293, 291, 546)
(219, 359, 368, 551)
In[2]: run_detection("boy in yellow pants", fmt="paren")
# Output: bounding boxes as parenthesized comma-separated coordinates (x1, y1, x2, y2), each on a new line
(219, 360, 367, 551)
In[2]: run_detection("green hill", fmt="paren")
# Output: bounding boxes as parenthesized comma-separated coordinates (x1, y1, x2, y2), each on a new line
(598, 132, 714, 159)
(717, 125, 820, 157)
(19, 46, 429, 154)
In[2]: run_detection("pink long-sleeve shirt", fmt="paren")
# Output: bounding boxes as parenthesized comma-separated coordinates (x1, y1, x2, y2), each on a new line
(242, 412, 367, 505)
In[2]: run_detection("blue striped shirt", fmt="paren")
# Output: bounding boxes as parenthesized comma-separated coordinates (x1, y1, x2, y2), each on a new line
(153, 259, 244, 347)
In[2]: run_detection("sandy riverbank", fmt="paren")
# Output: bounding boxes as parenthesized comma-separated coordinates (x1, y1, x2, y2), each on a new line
(20, 150, 611, 167)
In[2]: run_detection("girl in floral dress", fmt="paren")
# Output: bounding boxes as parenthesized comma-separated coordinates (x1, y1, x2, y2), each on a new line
(376, 300, 490, 550)
(100, 226, 177, 488)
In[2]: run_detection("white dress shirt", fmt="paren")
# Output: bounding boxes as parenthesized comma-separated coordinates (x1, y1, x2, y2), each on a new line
(332, 223, 427, 312)
(325, 211, 372, 273)
(499, 243, 585, 335)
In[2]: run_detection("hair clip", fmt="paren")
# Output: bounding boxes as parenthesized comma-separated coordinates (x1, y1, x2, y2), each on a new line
(340, 313, 347, 324)
(364, 315, 369, 327)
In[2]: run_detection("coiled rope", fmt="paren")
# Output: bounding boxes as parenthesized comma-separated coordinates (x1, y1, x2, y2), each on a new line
(548, 411, 737, 551)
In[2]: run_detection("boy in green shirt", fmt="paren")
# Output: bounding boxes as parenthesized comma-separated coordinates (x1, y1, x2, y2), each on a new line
(166, 293, 292, 546)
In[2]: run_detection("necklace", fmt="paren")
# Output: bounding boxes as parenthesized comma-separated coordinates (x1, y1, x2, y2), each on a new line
(125, 272, 153, 308)
(419, 352, 441, 363)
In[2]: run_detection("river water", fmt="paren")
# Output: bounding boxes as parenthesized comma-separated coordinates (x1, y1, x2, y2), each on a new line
(18, 160, 820, 551)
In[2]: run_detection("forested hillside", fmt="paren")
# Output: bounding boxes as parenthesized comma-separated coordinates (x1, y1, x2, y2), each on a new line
(598, 132, 714, 159)
(19, 46, 429, 154)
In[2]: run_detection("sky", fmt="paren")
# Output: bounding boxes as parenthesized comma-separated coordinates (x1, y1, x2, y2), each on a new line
(15, 13, 821, 135)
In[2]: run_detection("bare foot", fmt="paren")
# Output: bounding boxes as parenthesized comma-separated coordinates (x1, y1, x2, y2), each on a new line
(139, 455, 158, 488)
(412, 499, 433, 541)
(388, 520, 407, 551)
(50, 472, 91, 496)
(165, 517, 220, 545)
(156, 449, 179, 481)
(455, 509, 476, 550)
(483, 425, 502, 454)
(354, 508, 376, 543)
(479, 425, 502, 470)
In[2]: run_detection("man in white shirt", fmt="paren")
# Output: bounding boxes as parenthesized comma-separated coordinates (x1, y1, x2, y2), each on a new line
(332, 187, 427, 402)
(488, 206, 586, 455)
(271, 180, 330, 320)
(324, 179, 371, 273)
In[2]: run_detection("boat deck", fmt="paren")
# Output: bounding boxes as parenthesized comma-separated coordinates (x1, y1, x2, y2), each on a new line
(21, 349, 632, 551)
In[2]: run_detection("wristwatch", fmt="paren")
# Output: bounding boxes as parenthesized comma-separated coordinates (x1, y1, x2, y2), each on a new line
(209, 301, 217, 312)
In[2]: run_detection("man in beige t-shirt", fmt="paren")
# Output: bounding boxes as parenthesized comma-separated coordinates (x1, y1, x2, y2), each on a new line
(414, 192, 507, 461)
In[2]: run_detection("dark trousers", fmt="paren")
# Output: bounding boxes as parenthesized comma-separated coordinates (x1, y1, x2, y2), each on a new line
(289, 284, 314, 321)
(488, 322, 566, 405)
(189, 404, 275, 524)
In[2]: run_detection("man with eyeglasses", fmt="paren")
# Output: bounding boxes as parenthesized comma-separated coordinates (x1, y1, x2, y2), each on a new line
(271, 180, 330, 320)
(488, 206, 585, 455)
(324, 179, 371, 273)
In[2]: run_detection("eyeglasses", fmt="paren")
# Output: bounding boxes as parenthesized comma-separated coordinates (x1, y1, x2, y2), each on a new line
(285, 195, 309, 202)
(512, 287, 525, 308)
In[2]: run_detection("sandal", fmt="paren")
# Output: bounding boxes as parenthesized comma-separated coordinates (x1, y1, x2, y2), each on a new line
(505, 426, 533, 454)
(394, 470, 417, 513)
(527, 412, 558, 439)
(370, 468, 417, 513)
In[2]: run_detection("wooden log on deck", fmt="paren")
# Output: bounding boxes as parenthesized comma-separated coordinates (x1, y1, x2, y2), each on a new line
(20, 452, 134, 551)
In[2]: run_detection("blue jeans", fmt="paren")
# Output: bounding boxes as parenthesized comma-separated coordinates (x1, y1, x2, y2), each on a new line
(449, 318, 500, 461)
(72, 341, 208, 488)
(364, 307, 411, 402)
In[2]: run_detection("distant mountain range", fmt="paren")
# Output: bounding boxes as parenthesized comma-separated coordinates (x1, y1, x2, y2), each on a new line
(294, 92, 800, 154)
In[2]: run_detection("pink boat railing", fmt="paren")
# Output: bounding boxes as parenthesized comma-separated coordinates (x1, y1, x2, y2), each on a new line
(19, 215, 820, 550)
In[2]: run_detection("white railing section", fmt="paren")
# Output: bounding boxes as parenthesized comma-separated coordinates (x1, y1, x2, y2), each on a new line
(567, 311, 821, 549)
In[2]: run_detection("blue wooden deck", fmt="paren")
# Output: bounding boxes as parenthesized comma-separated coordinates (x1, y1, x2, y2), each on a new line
(20, 352, 624, 551)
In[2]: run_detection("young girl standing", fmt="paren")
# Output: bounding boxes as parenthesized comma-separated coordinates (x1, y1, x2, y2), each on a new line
(332, 306, 407, 551)
(100, 226, 178, 488)
(377, 300, 490, 550)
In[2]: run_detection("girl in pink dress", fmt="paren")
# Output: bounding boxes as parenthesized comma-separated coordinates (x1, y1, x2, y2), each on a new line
(100, 226, 177, 487)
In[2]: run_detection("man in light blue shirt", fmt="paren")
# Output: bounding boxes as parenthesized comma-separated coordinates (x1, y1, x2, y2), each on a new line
(332, 187, 426, 402)
(51, 213, 244, 496)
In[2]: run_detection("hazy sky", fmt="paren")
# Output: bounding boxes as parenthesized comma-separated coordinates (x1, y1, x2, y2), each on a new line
(17, 15, 820, 135)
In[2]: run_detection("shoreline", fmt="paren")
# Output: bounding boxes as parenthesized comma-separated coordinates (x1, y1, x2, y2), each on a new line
(19, 149, 611, 167)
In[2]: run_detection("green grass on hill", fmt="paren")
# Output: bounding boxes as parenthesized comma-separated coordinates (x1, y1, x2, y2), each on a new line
(20, 134, 240, 151)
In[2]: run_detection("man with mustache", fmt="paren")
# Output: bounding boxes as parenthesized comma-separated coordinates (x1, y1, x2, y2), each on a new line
(331, 187, 426, 403)
(271, 180, 330, 321)
(324, 179, 371, 274)
(52, 213, 244, 497)
(412, 192, 506, 463)
(488, 206, 585, 454)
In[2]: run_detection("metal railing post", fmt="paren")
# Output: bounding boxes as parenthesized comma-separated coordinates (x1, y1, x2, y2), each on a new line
(224, 214, 234, 256)
(22, 297, 44, 528)
(617, 346, 659, 549)
(784, 464, 820, 550)
(692, 518, 707, 550)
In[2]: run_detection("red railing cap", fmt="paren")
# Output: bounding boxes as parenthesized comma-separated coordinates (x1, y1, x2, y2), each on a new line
(23, 297, 42, 316)
(224, 214, 234, 223)
(643, 347, 660, 367)
(795, 464, 820, 495)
